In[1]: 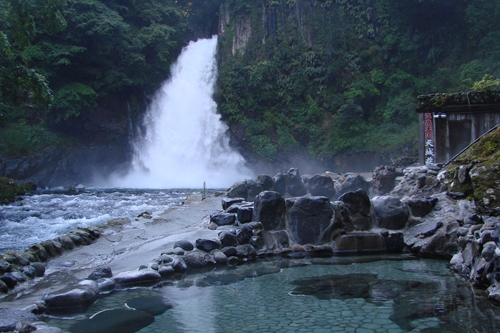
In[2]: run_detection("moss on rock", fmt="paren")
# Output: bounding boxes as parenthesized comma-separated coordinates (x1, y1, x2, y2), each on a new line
(445, 126, 500, 215)
(0, 177, 36, 204)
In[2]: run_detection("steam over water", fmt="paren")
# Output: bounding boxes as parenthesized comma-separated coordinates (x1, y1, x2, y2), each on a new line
(110, 36, 251, 188)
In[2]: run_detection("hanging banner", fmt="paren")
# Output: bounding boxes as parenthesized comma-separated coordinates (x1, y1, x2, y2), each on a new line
(424, 113, 434, 164)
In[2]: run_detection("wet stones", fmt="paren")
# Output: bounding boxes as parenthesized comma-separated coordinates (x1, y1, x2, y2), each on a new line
(210, 212, 236, 226)
(195, 238, 221, 252)
(286, 196, 334, 245)
(113, 269, 162, 288)
(42, 280, 100, 314)
(254, 191, 286, 230)
(173, 240, 194, 251)
(306, 174, 336, 199)
(286, 168, 307, 197)
(338, 190, 373, 231)
(371, 165, 397, 195)
(372, 196, 409, 230)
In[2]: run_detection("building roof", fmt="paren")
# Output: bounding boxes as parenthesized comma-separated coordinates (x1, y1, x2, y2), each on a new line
(416, 90, 500, 113)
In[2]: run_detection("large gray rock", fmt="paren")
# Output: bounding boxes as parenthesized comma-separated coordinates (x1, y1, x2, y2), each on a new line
(237, 206, 254, 223)
(333, 233, 387, 254)
(113, 269, 161, 288)
(254, 191, 286, 230)
(210, 212, 236, 226)
(183, 251, 216, 268)
(335, 173, 370, 198)
(42, 280, 100, 313)
(236, 224, 254, 244)
(372, 165, 397, 195)
(219, 231, 239, 247)
(222, 197, 245, 210)
(338, 190, 373, 231)
(195, 238, 221, 252)
(286, 196, 334, 245)
(246, 180, 263, 202)
(286, 168, 307, 197)
(372, 196, 410, 230)
(227, 181, 248, 200)
(306, 174, 336, 198)
(273, 173, 288, 196)
(256, 174, 274, 191)
(402, 197, 438, 217)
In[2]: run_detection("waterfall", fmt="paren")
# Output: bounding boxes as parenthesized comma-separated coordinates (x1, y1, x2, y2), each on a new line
(109, 36, 252, 188)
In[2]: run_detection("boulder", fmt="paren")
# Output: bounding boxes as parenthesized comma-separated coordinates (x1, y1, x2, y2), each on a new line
(113, 269, 161, 288)
(236, 224, 254, 244)
(256, 174, 274, 191)
(42, 280, 100, 313)
(30, 262, 45, 277)
(372, 165, 397, 195)
(286, 168, 307, 197)
(173, 240, 194, 251)
(219, 231, 239, 247)
(254, 191, 286, 230)
(333, 233, 387, 254)
(335, 173, 370, 198)
(183, 252, 216, 268)
(338, 190, 373, 231)
(246, 180, 263, 202)
(237, 205, 254, 223)
(227, 181, 248, 200)
(222, 197, 245, 210)
(195, 238, 221, 252)
(372, 196, 410, 230)
(210, 213, 236, 226)
(286, 196, 334, 245)
(273, 173, 288, 196)
(306, 174, 336, 198)
(235, 244, 257, 257)
(402, 197, 438, 217)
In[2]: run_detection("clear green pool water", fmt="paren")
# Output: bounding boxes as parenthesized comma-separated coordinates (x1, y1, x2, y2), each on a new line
(44, 255, 500, 333)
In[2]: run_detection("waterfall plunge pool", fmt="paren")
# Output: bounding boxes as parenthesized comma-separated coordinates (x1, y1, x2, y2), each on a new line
(43, 255, 500, 333)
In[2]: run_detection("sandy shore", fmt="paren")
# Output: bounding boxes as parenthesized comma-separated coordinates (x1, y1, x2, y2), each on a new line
(0, 194, 223, 309)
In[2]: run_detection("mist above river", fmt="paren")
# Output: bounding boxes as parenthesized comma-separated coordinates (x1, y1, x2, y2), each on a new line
(108, 37, 252, 189)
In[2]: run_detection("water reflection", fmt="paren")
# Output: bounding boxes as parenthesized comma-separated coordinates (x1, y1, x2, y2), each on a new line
(44, 256, 500, 333)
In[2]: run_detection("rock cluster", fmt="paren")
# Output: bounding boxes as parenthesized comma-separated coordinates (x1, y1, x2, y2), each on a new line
(0, 227, 100, 294)
(3, 155, 500, 330)
(450, 216, 500, 304)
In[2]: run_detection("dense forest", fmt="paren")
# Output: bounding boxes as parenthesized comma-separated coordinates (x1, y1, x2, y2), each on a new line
(215, 0, 500, 168)
(1, 0, 500, 173)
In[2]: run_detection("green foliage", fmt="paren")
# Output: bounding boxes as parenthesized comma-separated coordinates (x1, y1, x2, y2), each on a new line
(0, 123, 61, 157)
(0, 0, 187, 157)
(471, 74, 500, 91)
(216, 0, 500, 166)
(52, 83, 97, 120)
(0, 176, 34, 204)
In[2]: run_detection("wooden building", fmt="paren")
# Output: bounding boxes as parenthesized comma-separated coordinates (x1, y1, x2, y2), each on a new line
(416, 91, 500, 165)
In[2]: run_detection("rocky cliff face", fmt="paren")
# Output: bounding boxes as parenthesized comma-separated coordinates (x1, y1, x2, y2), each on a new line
(218, 0, 316, 56)
(0, 94, 136, 187)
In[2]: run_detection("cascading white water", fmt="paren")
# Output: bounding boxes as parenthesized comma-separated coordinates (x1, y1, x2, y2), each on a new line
(109, 36, 252, 188)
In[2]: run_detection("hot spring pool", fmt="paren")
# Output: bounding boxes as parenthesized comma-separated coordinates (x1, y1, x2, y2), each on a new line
(43, 255, 500, 333)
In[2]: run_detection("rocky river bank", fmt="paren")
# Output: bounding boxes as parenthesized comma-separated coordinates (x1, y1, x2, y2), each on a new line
(1, 126, 500, 332)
